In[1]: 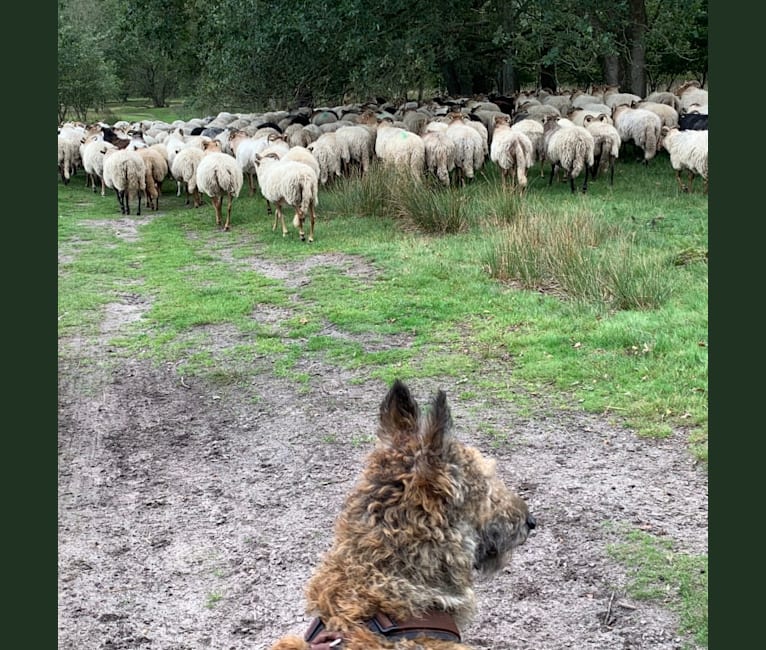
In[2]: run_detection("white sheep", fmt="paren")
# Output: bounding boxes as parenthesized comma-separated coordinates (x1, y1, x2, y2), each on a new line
(444, 111, 485, 185)
(195, 140, 244, 231)
(80, 135, 115, 196)
(490, 114, 534, 193)
(675, 80, 709, 113)
(571, 92, 602, 109)
(307, 132, 343, 186)
(284, 123, 319, 148)
(135, 146, 169, 210)
(510, 118, 545, 177)
(582, 114, 621, 185)
(58, 123, 85, 184)
(543, 117, 595, 193)
(633, 101, 679, 129)
(611, 104, 663, 163)
(422, 128, 456, 186)
(645, 91, 681, 112)
(659, 126, 708, 194)
(374, 116, 426, 181)
(228, 130, 274, 196)
(335, 125, 375, 176)
(568, 109, 611, 127)
(604, 90, 642, 110)
(254, 151, 319, 243)
(170, 146, 205, 208)
(102, 148, 147, 215)
(282, 145, 320, 178)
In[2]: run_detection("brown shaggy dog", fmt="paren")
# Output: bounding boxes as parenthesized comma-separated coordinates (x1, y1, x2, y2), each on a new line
(270, 379, 536, 650)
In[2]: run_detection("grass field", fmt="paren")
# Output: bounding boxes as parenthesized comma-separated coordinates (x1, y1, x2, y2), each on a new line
(58, 126, 708, 462)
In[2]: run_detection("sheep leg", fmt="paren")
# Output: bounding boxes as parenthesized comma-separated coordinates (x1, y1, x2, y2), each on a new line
(308, 202, 316, 243)
(569, 171, 576, 194)
(675, 170, 688, 193)
(548, 164, 556, 187)
(223, 193, 233, 231)
(609, 159, 615, 186)
(136, 190, 142, 216)
(115, 189, 125, 214)
(582, 165, 589, 194)
(276, 202, 288, 237)
(248, 173, 255, 197)
(212, 196, 222, 227)
(295, 208, 306, 241)
(687, 171, 695, 194)
(176, 180, 182, 197)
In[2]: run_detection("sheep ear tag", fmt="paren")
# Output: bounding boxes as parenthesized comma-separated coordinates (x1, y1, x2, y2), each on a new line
(400, 132, 409, 139)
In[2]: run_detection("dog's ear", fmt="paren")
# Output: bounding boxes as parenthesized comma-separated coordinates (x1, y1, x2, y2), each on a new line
(421, 389, 452, 454)
(378, 379, 420, 445)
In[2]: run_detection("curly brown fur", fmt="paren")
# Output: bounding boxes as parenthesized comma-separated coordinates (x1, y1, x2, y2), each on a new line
(270, 380, 535, 650)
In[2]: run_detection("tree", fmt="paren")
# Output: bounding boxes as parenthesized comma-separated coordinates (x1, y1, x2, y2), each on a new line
(58, 18, 119, 122)
(106, 0, 195, 107)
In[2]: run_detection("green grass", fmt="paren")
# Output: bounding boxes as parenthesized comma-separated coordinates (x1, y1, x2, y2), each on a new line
(58, 148, 708, 461)
(608, 527, 708, 648)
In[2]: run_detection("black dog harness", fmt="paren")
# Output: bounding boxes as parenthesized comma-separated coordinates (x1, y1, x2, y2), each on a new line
(304, 611, 462, 648)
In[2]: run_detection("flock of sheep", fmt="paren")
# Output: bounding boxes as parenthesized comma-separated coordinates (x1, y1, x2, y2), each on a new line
(57, 81, 709, 241)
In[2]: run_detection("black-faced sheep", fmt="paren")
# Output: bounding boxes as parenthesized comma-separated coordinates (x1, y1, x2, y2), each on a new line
(658, 126, 708, 194)
(102, 148, 147, 215)
(543, 117, 595, 194)
(490, 114, 534, 193)
(195, 140, 244, 231)
(254, 151, 319, 243)
(611, 104, 663, 164)
(678, 111, 709, 131)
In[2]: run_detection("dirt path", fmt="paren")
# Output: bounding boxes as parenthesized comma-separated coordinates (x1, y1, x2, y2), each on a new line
(58, 254, 707, 650)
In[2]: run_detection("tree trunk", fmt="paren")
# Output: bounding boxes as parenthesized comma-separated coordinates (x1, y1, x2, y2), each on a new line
(603, 55, 620, 86)
(539, 61, 557, 92)
(627, 0, 648, 96)
(498, 59, 518, 95)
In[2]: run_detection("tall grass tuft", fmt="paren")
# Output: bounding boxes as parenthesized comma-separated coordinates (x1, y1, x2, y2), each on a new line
(326, 162, 469, 234)
(482, 205, 674, 310)
(390, 174, 469, 234)
(325, 161, 398, 219)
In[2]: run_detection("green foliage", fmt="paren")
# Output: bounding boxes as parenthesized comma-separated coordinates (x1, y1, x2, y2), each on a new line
(58, 18, 119, 122)
(59, 0, 708, 114)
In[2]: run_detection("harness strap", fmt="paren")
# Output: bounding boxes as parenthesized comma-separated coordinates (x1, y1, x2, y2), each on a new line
(304, 610, 461, 647)
(367, 611, 462, 642)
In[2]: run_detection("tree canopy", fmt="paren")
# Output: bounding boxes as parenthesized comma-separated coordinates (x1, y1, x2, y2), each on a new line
(58, 0, 708, 118)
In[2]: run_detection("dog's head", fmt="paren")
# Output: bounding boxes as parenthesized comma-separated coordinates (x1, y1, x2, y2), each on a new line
(373, 380, 535, 576)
